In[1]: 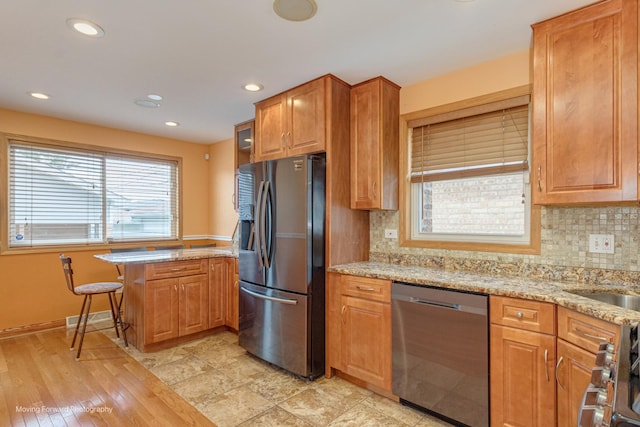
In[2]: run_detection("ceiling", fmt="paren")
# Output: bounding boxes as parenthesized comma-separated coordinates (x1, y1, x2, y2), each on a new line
(0, 0, 596, 144)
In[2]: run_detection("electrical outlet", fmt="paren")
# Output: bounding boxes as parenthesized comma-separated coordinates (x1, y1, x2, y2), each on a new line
(589, 234, 614, 254)
(384, 229, 398, 239)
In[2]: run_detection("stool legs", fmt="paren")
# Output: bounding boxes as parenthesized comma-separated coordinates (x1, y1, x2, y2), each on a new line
(71, 292, 128, 360)
(72, 294, 93, 360)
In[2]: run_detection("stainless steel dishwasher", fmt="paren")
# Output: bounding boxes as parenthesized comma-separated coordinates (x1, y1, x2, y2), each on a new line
(392, 282, 489, 427)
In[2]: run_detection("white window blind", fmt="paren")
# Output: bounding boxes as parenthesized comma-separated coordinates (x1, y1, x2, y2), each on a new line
(410, 96, 529, 183)
(8, 141, 179, 248)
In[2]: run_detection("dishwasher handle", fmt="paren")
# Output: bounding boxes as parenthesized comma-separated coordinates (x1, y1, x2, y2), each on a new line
(409, 297, 461, 311)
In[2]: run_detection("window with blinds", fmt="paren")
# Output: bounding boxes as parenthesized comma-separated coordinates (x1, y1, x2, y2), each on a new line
(407, 95, 531, 244)
(409, 96, 529, 183)
(8, 140, 179, 248)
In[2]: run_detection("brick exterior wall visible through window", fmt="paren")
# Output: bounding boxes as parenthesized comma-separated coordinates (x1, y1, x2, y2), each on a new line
(419, 172, 525, 236)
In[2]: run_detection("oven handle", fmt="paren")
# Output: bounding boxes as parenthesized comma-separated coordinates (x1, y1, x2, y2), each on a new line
(240, 286, 298, 305)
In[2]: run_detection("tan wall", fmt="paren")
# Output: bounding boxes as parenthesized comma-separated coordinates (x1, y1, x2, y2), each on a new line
(0, 108, 216, 331)
(400, 49, 531, 114)
(209, 138, 238, 240)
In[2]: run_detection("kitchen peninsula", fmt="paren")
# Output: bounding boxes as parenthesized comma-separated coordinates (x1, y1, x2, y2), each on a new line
(95, 247, 238, 352)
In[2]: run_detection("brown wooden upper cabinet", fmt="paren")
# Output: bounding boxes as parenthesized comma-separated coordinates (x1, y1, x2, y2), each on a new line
(254, 76, 330, 162)
(531, 0, 638, 205)
(234, 119, 254, 168)
(350, 77, 400, 210)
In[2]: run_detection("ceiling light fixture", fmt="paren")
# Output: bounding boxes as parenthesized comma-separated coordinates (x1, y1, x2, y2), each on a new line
(29, 92, 50, 100)
(273, 0, 317, 22)
(66, 18, 105, 37)
(147, 94, 163, 101)
(165, 121, 180, 127)
(243, 83, 264, 92)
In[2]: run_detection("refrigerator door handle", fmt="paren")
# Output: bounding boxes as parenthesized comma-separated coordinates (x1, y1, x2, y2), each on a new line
(254, 180, 265, 267)
(240, 286, 298, 305)
(262, 180, 273, 268)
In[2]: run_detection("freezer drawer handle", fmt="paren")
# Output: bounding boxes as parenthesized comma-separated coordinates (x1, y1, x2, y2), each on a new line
(408, 296, 461, 311)
(240, 286, 298, 305)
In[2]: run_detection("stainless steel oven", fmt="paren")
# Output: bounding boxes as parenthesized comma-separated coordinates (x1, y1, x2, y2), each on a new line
(579, 323, 640, 426)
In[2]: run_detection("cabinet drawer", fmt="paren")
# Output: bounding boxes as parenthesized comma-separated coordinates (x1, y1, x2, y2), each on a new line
(490, 296, 555, 334)
(145, 259, 208, 280)
(341, 275, 391, 303)
(557, 306, 620, 353)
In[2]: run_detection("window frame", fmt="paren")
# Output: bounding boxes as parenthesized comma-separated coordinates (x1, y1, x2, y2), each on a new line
(0, 133, 183, 254)
(399, 85, 541, 255)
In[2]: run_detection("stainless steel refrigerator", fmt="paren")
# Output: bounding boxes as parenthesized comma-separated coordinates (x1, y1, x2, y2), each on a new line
(237, 154, 325, 380)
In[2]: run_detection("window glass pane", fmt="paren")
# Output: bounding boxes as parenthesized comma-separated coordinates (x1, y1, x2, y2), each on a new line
(8, 140, 179, 248)
(9, 144, 104, 246)
(416, 171, 526, 237)
(106, 156, 178, 241)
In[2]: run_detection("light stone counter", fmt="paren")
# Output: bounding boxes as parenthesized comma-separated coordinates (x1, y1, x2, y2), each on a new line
(94, 246, 237, 265)
(328, 261, 640, 325)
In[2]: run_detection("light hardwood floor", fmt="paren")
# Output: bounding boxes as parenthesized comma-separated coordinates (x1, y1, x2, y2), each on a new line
(0, 327, 214, 426)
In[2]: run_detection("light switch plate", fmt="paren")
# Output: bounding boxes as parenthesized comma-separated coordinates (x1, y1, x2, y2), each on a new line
(589, 234, 614, 254)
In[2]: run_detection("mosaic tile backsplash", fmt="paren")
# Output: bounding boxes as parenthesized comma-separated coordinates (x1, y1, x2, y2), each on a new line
(370, 206, 640, 285)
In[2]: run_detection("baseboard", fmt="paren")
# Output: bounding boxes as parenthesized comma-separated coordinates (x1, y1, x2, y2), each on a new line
(0, 319, 66, 339)
(65, 310, 113, 328)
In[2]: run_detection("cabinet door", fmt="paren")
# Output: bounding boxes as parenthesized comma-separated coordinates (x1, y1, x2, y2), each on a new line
(287, 77, 326, 156)
(235, 119, 254, 169)
(556, 339, 595, 427)
(532, 0, 638, 204)
(340, 295, 391, 391)
(255, 94, 287, 162)
(350, 77, 399, 210)
(179, 274, 209, 336)
(208, 258, 228, 329)
(350, 79, 381, 209)
(225, 261, 239, 331)
(490, 324, 556, 427)
(145, 278, 179, 344)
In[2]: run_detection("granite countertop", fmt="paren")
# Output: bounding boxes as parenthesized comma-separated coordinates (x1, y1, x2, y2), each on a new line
(329, 261, 640, 326)
(94, 246, 237, 264)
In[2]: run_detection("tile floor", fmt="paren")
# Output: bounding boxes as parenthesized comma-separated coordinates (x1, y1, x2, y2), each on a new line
(105, 330, 453, 427)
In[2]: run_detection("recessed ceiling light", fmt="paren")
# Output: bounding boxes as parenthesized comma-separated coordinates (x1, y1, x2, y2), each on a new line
(165, 121, 180, 127)
(29, 92, 50, 100)
(243, 83, 264, 92)
(134, 99, 160, 108)
(147, 94, 163, 101)
(66, 18, 105, 37)
(273, 0, 317, 21)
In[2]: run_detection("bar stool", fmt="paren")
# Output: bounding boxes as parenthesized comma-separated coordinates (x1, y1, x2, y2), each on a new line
(60, 254, 127, 359)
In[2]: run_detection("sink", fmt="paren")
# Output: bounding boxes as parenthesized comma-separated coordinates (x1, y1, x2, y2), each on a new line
(569, 291, 640, 311)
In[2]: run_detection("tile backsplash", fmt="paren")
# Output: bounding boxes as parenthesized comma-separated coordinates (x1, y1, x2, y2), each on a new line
(370, 206, 640, 284)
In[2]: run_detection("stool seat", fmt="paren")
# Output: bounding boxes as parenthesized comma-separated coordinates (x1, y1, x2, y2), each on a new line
(75, 282, 123, 294)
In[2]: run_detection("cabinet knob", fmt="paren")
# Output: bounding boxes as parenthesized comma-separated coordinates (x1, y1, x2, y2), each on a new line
(515, 311, 523, 319)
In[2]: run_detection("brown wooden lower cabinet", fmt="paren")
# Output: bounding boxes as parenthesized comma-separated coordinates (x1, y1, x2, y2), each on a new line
(209, 257, 228, 329)
(326, 273, 392, 394)
(556, 307, 620, 426)
(490, 324, 556, 426)
(490, 296, 556, 427)
(144, 274, 209, 344)
(556, 338, 594, 426)
(125, 256, 237, 351)
(225, 259, 239, 331)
